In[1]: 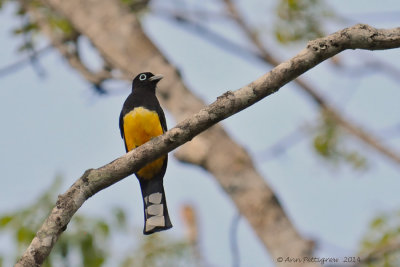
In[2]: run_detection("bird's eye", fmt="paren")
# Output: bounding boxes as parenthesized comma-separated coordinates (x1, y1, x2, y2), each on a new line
(139, 74, 147, 81)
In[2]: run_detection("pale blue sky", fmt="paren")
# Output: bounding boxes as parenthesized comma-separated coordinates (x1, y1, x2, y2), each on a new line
(1, 1, 400, 266)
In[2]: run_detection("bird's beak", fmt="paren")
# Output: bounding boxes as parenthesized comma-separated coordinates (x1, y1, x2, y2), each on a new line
(149, 74, 163, 82)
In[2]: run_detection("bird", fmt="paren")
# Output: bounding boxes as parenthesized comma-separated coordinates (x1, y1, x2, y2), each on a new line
(119, 72, 172, 235)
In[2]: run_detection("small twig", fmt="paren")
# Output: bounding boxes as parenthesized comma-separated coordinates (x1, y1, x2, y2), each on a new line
(380, 122, 400, 140)
(230, 213, 241, 267)
(256, 125, 307, 162)
(152, 6, 233, 21)
(333, 56, 400, 83)
(153, 11, 265, 63)
(20, 16, 47, 78)
(223, 0, 277, 64)
(0, 45, 52, 77)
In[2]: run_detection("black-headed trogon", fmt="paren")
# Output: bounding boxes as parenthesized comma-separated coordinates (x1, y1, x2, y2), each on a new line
(119, 72, 172, 235)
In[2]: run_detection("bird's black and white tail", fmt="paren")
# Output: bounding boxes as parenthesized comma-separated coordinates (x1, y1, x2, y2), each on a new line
(139, 179, 172, 235)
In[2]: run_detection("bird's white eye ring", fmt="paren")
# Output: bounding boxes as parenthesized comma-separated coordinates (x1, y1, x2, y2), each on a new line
(139, 74, 147, 81)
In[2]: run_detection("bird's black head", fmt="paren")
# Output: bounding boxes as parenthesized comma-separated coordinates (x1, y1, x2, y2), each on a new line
(132, 72, 163, 92)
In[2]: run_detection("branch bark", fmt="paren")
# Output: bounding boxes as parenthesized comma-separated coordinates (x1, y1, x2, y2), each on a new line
(15, 22, 400, 266)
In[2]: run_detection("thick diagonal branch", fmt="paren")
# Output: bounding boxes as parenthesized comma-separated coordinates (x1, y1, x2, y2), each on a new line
(223, 0, 400, 165)
(15, 24, 400, 267)
(31, 0, 315, 263)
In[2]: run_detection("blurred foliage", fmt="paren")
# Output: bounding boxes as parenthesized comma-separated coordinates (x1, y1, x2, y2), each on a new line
(0, 0, 7, 9)
(121, 235, 196, 267)
(274, 0, 334, 44)
(120, 0, 150, 14)
(12, 21, 38, 35)
(0, 176, 111, 266)
(312, 111, 367, 169)
(359, 211, 400, 267)
(1, 0, 77, 52)
(44, 12, 76, 39)
(0, 176, 196, 267)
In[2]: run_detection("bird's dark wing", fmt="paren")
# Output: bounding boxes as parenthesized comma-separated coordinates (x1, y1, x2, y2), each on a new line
(119, 109, 129, 152)
(157, 105, 168, 133)
(119, 110, 125, 139)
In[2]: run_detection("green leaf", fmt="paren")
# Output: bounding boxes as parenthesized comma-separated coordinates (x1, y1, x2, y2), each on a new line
(343, 151, 367, 170)
(113, 207, 127, 228)
(12, 23, 39, 35)
(274, 0, 333, 44)
(96, 221, 109, 237)
(0, 216, 13, 228)
(17, 42, 34, 52)
(0, 174, 193, 266)
(371, 217, 385, 229)
(47, 15, 75, 37)
(379, 233, 391, 245)
(16, 227, 35, 244)
(59, 241, 69, 258)
(313, 135, 330, 157)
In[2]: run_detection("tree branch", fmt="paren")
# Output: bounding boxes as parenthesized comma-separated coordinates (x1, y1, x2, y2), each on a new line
(29, 0, 315, 263)
(333, 56, 400, 83)
(15, 24, 400, 266)
(26, 4, 113, 91)
(0, 45, 52, 78)
(223, 0, 400, 166)
(158, 3, 400, 167)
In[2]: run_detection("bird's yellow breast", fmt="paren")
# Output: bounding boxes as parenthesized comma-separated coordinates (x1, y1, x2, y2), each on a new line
(123, 107, 165, 179)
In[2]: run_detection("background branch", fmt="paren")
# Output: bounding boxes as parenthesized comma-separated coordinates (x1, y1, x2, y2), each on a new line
(0, 44, 52, 77)
(333, 56, 400, 83)
(27, 6, 113, 93)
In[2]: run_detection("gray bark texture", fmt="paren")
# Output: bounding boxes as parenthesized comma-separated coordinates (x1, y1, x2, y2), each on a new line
(14, 0, 400, 266)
